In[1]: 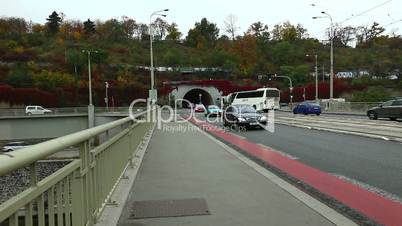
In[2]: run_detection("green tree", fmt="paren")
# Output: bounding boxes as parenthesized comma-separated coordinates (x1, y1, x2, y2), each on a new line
(5, 68, 33, 88)
(32, 70, 75, 91)
(165, 23, 182, 41)
(279, 64, 309, 85)
(271, 21, 307, 41)
(96, 19, 126, 42)
(186, 18, 219, 48)
(46, 11, 62, 35)
(83, 19, 95, 35)
(247, 21, 270, 43)
(163, 49, 182, 66)
(66, 50, 86, 77)
(356, 22, 385, 47)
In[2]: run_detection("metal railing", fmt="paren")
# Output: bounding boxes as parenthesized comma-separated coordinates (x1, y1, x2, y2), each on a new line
(0, 110, 153, 226)
(321, 102, 381, 113)
(281, 102, 381, 114)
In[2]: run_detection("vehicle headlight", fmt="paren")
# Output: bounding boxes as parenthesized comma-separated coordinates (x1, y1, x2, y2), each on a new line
(238, 117, 246, 122)
(259, 116, 267, 121)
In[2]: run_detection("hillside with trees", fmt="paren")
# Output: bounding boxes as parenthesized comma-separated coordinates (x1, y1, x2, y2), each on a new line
(0, 11, 401, 107)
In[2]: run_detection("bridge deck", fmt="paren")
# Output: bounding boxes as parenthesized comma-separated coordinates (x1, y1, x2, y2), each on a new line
(116, 121, 338, 226)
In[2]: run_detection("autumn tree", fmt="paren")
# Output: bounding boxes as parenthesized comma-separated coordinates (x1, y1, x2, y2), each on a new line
(46, 11, 62, 35)
(230, 34, 257, 76)
(0, 17, 28, 38)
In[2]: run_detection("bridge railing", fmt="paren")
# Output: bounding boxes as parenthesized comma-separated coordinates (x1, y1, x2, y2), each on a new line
(0, 110, 153, 226)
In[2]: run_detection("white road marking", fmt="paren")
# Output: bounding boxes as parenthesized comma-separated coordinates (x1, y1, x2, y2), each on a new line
(330, 173, 402, 205)
(257, 143, 299, 160)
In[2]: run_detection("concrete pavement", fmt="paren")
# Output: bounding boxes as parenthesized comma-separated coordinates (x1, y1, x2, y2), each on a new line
(116, 121, 353, 226)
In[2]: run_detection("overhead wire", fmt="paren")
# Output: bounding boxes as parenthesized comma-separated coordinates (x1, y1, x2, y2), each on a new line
(311, 0, 394, 37)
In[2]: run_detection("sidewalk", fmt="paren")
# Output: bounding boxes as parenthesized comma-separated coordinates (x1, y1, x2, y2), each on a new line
(117, 121, 344, 226)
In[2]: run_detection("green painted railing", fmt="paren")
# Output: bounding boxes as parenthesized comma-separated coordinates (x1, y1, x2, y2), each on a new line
(0, 111, 153, 226)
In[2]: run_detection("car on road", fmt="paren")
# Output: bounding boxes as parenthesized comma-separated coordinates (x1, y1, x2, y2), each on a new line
(367, 98, 402, 120)
(1, 141, 30, 152)
(194, 104, 206, 113)
(293, 102, 321, 115)
(25, 106, 52, 115)
(223, 104, 267, 128)
(205, 105, 222, 117)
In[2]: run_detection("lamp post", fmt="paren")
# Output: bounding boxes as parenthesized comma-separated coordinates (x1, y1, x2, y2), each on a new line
(313, 11, 334, 100)
(199, 94, 202, 104)
(149, 9, 169, 105)
(105, 82, 109, 111)
(82, 49, 98, 128)
(306, 54, 319, 102)
(272, 74, 293, 105)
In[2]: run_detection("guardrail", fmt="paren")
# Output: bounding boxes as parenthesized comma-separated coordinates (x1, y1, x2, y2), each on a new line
(0, 106, 143, 117)
(320, 102, 381, 113)
(281, 102, 381, 114)
(0, 110, 153, 226)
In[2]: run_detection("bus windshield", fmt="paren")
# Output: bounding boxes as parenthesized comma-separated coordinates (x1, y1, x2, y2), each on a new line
(236, 91, 264, 98)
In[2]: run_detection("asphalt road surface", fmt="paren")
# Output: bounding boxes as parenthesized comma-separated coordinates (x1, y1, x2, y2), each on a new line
(193, 112, 402, 202)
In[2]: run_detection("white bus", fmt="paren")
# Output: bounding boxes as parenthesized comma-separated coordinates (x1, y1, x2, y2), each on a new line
(231, 88, 280, 111)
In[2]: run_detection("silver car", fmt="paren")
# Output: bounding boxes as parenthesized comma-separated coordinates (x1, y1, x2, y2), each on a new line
(2, 141, 30, 152)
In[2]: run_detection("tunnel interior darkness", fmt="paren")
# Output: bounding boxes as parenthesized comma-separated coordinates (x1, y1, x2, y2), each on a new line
(182, 88, 213, 107)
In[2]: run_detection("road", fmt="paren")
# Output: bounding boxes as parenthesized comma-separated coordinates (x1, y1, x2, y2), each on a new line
(276, 111, 402, 142)
(193, 111, 402, 202)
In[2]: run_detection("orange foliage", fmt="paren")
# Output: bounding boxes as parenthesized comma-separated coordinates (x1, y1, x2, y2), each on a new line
(230, 34, 257, 75)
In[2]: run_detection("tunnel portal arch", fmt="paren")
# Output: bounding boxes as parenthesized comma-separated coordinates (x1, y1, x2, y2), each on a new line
(182, 88, 213, 108)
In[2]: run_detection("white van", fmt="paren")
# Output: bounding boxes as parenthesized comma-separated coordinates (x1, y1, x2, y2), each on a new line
(25, 106, 52, 115)
(232, 88, 280, 112)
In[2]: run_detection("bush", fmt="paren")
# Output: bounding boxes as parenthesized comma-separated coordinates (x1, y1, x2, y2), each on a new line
(351, 87, 391, 102)
(5, 68, 33, 87)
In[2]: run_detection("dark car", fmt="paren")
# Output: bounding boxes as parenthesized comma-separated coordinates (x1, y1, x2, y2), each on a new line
(367, 99, 402, 120)
(223, 104, 267, 128)
(293, 102, 321, 115)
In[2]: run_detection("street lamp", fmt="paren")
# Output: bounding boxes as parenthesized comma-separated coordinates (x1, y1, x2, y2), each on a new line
(82, 49, 98, 128)
(105, 82, 109, 111)
(306, 54, 319, 102)
(199, 93, 202, 104)
(271, 74, 293, 104)
(149, 9, 169, 105)
(313, 11, 334, 100)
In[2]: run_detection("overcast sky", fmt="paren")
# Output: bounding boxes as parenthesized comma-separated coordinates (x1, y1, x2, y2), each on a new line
(1, 0, 401, 39)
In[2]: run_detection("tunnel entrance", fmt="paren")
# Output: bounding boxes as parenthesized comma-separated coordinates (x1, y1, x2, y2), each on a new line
(182, 88, 213, 108)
